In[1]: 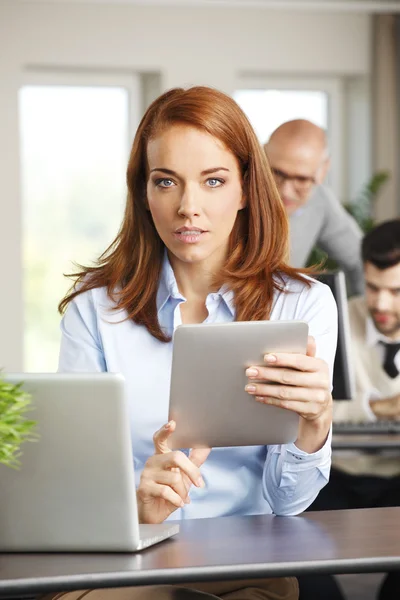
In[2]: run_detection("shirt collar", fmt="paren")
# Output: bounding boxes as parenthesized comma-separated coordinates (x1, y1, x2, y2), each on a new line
(156, 251, 235, 317)
(218, 284, 235, 316)
(290, 185, 321, 218)
(366, 316, 400, 347)
(290, 206, 305, 218)
(156, 252, 184, 314)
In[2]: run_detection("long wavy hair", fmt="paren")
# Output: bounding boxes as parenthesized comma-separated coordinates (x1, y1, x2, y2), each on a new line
(59, 86, 310, 342)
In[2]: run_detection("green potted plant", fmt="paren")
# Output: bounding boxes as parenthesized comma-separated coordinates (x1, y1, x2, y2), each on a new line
(0, 375, 37, 468)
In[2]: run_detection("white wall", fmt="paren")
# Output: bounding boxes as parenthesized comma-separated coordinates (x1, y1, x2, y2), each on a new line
(0, 1, 371, 369)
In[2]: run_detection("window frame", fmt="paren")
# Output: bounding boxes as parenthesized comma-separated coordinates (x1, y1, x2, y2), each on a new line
(21, 70, 142, 143)
(234, 75, 344, 200)
(19, 69, 141, 370)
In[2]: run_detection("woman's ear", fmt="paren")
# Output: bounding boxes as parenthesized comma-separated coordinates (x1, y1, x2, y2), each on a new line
(240, 171, 248, 210)
(143, 184, 150, 210)
(240, 179, 248, 210)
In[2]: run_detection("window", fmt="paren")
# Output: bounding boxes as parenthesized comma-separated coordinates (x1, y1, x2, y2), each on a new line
(233, 89, 328, 144)
(233, 76, 343, 198)
(19, 73, 140, 371)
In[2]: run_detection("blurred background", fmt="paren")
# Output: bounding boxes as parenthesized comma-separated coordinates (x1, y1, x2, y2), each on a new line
(1, 0, 400, 372)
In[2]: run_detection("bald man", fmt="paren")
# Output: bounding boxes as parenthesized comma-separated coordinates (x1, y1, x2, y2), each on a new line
(264, 119, 364, 295)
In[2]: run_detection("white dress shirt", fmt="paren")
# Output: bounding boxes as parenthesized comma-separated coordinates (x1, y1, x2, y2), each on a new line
(362, 318, 400, 420)
(366, 318, 400, 370)
(58, 255, 338, 518)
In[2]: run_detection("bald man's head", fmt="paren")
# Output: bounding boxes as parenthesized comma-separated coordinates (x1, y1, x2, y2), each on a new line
(264, 120, 330, 216)
(267, 119, 328, 158)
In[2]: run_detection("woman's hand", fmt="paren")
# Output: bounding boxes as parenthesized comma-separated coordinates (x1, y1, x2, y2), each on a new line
(245, 336, 332, 453)
(137, 420, 210, 524)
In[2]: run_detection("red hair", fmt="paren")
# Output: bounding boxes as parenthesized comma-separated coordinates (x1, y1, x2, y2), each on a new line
(59, 86, 311, 341)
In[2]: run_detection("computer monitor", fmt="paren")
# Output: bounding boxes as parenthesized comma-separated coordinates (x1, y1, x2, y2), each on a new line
(315, 271, 355, 400)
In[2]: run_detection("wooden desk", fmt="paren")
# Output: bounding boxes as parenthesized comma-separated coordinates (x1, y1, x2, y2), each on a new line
(332, 434, 400, 450)
(0, 508, 399, 597)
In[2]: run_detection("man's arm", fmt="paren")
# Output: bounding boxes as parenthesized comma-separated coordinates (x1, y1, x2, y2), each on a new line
(369, 395, 400, 420)
(316, 187, 364, 296)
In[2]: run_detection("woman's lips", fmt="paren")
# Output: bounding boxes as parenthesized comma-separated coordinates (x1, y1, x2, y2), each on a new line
(173, 229, 208, 244)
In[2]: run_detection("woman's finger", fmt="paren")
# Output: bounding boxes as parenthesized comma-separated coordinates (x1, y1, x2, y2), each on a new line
(254, 335, 317, 372)
(248, 383, 328, 404)
(153, 420, 176, 454)
(141, 479, 187, 509)
(155, 450, 205, 488)
(261, 350, 321, 373)
(255, 396, 328, 419)
(188, 447, 211, 468)
(306, 335, 317, 358)
(152, 469, 191, 503)
(246, 366, 328, 389)
(178, 447, 211, 491)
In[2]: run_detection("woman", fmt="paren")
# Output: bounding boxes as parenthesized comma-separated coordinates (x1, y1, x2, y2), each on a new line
(57, 86, 337, 600)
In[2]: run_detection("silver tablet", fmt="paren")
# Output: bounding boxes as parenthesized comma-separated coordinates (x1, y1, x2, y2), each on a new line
(168, 320, 309, 449)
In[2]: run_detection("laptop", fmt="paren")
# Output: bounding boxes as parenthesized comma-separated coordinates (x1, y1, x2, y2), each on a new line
(0, 373, 179, 552)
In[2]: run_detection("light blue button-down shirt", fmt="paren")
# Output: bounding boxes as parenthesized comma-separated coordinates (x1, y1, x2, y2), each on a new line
(58, 255, 337, 518)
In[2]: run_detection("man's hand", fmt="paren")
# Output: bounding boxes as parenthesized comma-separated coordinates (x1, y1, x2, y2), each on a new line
(369, 395, 400, 420)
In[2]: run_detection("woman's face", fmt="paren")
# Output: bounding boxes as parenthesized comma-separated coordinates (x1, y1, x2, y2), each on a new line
(146, 124, 245, 271)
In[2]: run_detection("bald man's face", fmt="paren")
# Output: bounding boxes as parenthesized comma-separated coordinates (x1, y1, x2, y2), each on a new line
(265, 139, 329, 216)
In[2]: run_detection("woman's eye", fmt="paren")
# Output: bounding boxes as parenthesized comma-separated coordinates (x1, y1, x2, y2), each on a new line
(206, 178, 224, 188)
(156, 178, 175, 188)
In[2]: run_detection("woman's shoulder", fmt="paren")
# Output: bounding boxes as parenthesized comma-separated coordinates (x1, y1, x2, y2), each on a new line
(272, 272, 336, 320)
(275, 271, 332, 296)
(67, 282, 118, 316)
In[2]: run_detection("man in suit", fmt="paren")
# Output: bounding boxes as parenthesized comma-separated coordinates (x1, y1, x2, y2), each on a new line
(298, 219, 400, 600)
(264, 119, 364, 295)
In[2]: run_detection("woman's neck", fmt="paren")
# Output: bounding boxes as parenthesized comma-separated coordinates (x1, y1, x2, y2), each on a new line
(168, 252, 223, 324)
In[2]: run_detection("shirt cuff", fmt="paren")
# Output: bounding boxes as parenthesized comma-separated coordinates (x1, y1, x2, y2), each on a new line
(363, 388, 382, 421)
(284, 425, 332, 467)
